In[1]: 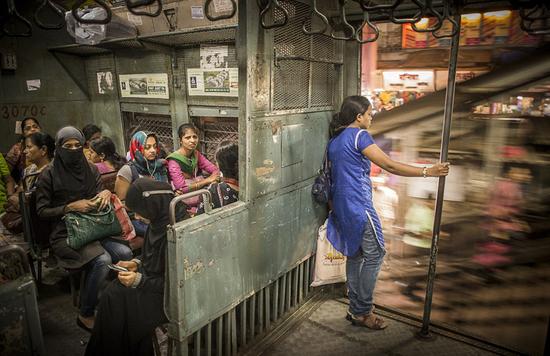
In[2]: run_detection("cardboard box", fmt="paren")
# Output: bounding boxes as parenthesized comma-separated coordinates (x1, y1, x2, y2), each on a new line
(112, 0, 237, 36)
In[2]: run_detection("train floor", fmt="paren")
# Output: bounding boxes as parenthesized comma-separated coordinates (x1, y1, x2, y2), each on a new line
(257, 296, 506, 356)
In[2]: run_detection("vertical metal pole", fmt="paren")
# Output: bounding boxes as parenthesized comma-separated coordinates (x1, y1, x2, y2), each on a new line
(419, 10, 461, 338)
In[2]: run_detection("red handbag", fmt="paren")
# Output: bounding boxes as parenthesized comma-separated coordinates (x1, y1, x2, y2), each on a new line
(110, 194, 136, 240)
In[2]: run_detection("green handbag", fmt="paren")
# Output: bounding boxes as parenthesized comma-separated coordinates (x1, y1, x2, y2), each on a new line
(64, 203, 122, 250)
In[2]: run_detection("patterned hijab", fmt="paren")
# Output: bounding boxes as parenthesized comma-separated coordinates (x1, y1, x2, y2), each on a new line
(128, 131, 168, 183)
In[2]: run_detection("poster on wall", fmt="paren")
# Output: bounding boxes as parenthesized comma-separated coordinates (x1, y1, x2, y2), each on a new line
(187, 68, 238, 97)
(118, 73, 169, 99)
(200, 45, 228, 69)
(97, 71, 114, 94)
(382, 70, 434, 92)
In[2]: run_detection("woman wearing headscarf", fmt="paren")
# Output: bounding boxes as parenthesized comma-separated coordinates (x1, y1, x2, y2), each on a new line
(85, 178, 187, 356)
(35, 126, 132, 331)
(115, 131, 168, 238)
(6, 117, 41, 182)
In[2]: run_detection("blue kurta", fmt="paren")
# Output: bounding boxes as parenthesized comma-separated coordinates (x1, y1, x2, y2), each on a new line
(327, 128, 385, 257)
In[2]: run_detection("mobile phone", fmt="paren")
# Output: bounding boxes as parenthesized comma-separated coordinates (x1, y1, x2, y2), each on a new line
(108, 264, 128, 272)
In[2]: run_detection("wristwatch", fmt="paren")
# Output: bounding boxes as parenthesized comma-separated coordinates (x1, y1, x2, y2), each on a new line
(422, 166, 428, 178)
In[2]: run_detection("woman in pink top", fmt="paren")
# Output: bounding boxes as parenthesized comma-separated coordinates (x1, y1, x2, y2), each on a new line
(167, 124, 220, 208)
(89, 137, 127, 174)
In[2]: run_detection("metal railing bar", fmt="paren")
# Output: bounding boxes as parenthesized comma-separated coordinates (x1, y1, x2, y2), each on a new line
(265, 286, 271, 330)
(249, 294, 256, 339)
(239, 301, 247, 347)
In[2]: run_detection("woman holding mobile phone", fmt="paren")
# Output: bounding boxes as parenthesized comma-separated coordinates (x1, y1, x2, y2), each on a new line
(86, 178, 188, 356)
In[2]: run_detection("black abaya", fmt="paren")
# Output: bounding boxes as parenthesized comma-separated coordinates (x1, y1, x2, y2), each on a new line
(85, 179, 187, 356)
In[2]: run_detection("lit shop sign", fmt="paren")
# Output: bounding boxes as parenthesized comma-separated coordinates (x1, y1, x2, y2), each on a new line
(382, 70, 434, 92)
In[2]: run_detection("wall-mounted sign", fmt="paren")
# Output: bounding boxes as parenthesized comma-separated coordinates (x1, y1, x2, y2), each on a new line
(435, 70, 488, 91)
(119, 73, 169, 99)
(97, 71, 114, 94)
(187, 68, 238, 97)
(382, 70, 434, 92)
(200, 45, 228, 69)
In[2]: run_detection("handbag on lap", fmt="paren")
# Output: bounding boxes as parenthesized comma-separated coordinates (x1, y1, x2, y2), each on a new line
(64, 203, 122, 250)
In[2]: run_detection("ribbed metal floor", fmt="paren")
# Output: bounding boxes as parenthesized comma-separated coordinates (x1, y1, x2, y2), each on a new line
(260, 297, 518, 356)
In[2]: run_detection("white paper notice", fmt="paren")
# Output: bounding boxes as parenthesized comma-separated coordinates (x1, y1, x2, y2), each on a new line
(26, 79, 41, 91)
(119, 73, 169, 99)
(200, 45, 228, 69)
(213, 0, 234, 13)
(191, 6, 204, 19)
(187, 68, 238, 97)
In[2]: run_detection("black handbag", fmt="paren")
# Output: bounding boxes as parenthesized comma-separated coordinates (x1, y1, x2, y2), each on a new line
(311, 147, 331, 204)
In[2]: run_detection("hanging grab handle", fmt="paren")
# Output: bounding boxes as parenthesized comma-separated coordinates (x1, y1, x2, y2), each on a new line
(432, 1, 459, 39)
(331, 0, 356, 41)
(34, 0, 65, 30)
(411, 0, 444, 33)
(302, 0, 329, 35)
(389, 0, 425, 24)
(204, 0, 237, 21)
(71, 0, 112, 25)
(260, 0, 289, 30)
(125, 0, 162, 18)
(358, 0, 400, 11)
(355, 11, 379, 44)
(2, 0, 32, 37)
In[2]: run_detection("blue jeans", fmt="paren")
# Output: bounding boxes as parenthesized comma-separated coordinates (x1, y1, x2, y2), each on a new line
(80, 239, 133, 317)
(132, 219, 148, 237)
(346, 221, 385, 317)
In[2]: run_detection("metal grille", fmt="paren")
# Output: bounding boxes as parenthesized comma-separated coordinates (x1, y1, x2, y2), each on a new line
(193, 117, 238, 163)
(168, 255, 315, 355)
(272, 0, 339, 111)
(310, 63, 335, 107)
(122, 112, 174, 154)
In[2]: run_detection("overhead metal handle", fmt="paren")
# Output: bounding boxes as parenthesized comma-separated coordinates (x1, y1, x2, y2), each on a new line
(34, 0, 65, 30)
(204, 0, 237, 21)
(302, 0, 329, 35)
(125, 0, 162, 18)
(411, 0, 444, 33)
(3, 0, 32, 37)
(389, 0, 425, 24)
(260, 0, 289, 30)
(71, 0, 112, 25)
(357, 0, 400, 11)
(432, 1, 459, 39)
(331, 0, 356, 41)
(169, 189, 213, 226)
(355, 11, 379, 44)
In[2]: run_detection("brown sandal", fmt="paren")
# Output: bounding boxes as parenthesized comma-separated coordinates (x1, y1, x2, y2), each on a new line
(349, 312, 387, 330)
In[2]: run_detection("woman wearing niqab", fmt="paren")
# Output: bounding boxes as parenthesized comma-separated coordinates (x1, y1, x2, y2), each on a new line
(85, 178, 188, 356)
(36, 126, 132, 330)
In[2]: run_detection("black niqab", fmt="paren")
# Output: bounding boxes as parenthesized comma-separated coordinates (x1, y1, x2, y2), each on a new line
(52, 126, 96, 201)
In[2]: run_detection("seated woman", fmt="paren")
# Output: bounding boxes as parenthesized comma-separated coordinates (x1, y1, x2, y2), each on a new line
(82, 124, 102, 162)
(2, 132, 56, 234)
(6, 117, 41, 183)
(115, 131, 168, 238)
(89, 137, 127, 174)
(197, 141, 239, 214)
(85, 178, 187, 356)
(167, 124, 219, 212)
(36, 126, 132, 331)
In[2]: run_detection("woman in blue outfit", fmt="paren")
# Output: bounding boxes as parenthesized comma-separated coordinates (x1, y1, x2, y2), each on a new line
(327, 96, 450, 329)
